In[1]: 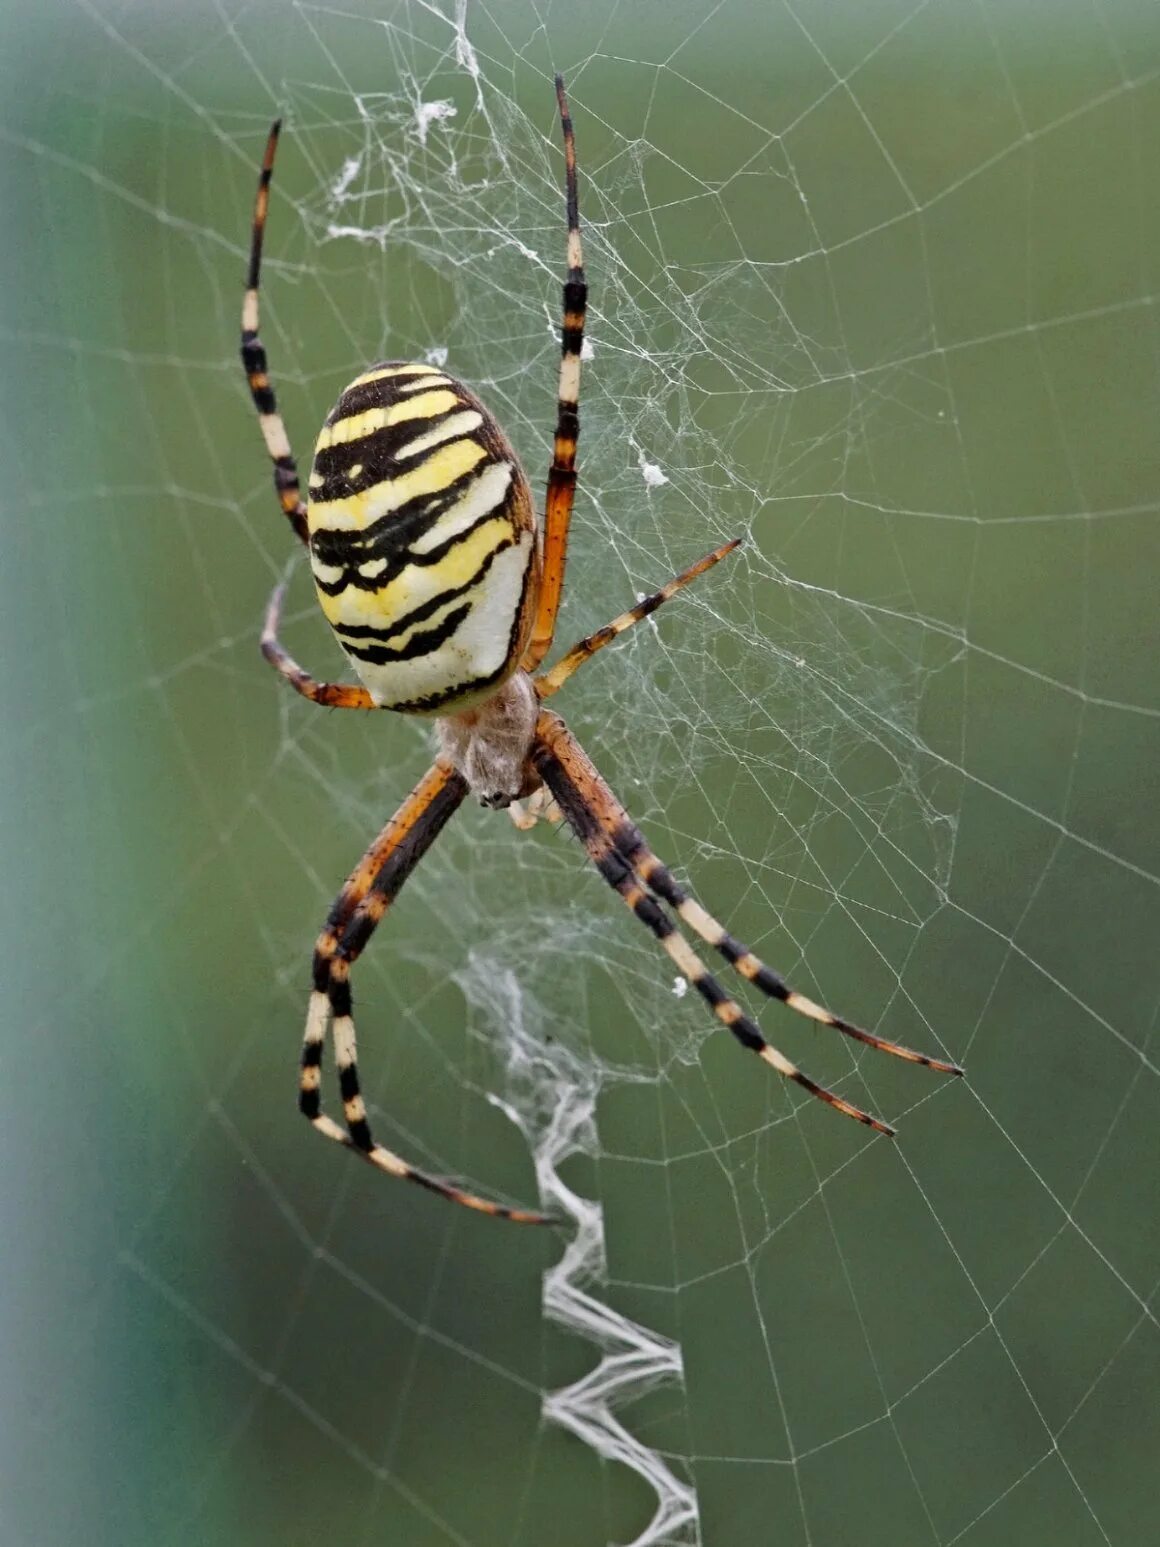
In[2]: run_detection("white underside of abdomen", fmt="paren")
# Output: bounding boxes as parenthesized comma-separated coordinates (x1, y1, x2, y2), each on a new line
(347, 532, 534, 712)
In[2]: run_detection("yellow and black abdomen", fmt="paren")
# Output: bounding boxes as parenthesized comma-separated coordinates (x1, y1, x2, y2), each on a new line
(306, 363, 539, 714)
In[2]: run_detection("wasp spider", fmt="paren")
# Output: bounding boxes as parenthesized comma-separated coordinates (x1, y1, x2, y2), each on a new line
(240, 78, 962, 1224)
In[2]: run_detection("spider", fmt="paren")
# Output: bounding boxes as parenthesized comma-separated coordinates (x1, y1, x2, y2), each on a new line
(240, 77, 962, 1225)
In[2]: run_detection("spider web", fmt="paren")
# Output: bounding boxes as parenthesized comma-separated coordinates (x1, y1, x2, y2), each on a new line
(5, 1, 1160, 1543)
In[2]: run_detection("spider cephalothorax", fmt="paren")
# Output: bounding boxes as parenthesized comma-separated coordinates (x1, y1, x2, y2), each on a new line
(240, 78, 962, 1224)
(434, 671, 541, 808)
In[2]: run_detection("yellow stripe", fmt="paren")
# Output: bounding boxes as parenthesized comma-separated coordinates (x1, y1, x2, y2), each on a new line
(349, 363, 442, 387)
(395, 410, 483, 461)
(317, 516, 511, 630)
(398, 373, 453, 394)
(409, 460, 513, 555)
(379, 389, 462, 425)
(308, 437, 489, 532)
(314, 389, 462, 451)
(315, 407, 387, 450)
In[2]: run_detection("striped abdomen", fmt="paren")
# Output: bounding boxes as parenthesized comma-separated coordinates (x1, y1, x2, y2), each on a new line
(306, 363, 539, 713)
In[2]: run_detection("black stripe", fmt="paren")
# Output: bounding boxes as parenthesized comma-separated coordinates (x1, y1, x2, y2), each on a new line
(752, 961, 791, 1003)
(326, 365, 451, 423)
(347, 1116, 373, 1151)
(311, 511, 484, 594)
(595, 848, 632, 888)
(308, 367, 522, 511)
(343, 602, 472, 665)
(683, 968, 767, 1053)
(376, 519, 532, 710)
(634, 845, 796, 1007)
(329, 978, 352, 1019)
(713, 927, 792, 1005)
(691, 981, 765, 1054)
(338, 1064, 361, 1103)
(311, 402, 470, 495)
(317, 524, 512, 626)
(310, 485, 466, 574)
(632, 893, 675, 939)
(334, 539, 515, 659)
(695, 974, 728, 1008)
(309, 464, 511, 587)
(249, 129, 278, 294)
(611, 819, 646, 860)
(383, 655, 515, 715)
(240, 335, 266, 373)
(314, 527, 530, 711)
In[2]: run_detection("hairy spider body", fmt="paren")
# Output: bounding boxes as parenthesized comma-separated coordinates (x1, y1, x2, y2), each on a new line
(241, 78, 961, 1225)
(434, 670, 541, 808)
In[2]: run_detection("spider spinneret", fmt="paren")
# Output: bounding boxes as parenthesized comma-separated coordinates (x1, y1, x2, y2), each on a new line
(240, 76, 962, 1226)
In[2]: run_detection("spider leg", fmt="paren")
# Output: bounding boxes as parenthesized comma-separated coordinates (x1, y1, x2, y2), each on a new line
(533, 712, 934, 1135)
(550, 745, 961, 1074)
(609, 798, 960, 1074)
(303, 759, 555, 1225)
(535, 539, 741, 699)
(524, 74, 587, 670)
(241, 120, 310, 547)
(261, 579, 377, 709)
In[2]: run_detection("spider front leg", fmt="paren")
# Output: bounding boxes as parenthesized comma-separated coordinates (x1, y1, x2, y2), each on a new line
(241, 120, 310, 546)
(523, 75, 587, 670)
(301, 758, 555, 1225)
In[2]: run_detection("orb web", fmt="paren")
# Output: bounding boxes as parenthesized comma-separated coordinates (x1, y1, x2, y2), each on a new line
(5, 2, 1159, 1544)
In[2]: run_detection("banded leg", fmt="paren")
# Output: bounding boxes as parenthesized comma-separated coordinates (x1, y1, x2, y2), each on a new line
(533, 713, 920, 1136)
(261, 580, 377, 709)
(303, 760, 554, 1224)
(596, 782, 961, 1075)
(524, 74, 587, 670)
(241, 120, 309, 547)
(535, 539, 741, 699)
(301, 761, 463, 1133)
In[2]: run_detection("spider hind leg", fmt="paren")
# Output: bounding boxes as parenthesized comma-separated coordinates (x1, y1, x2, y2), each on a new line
(531, 711, 960, 1135)
(610, 821, 963, 1075)
(241, 120, 309, 546)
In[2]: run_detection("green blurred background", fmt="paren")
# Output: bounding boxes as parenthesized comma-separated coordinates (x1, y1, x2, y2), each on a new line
(3, 1, 1159, 1543)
